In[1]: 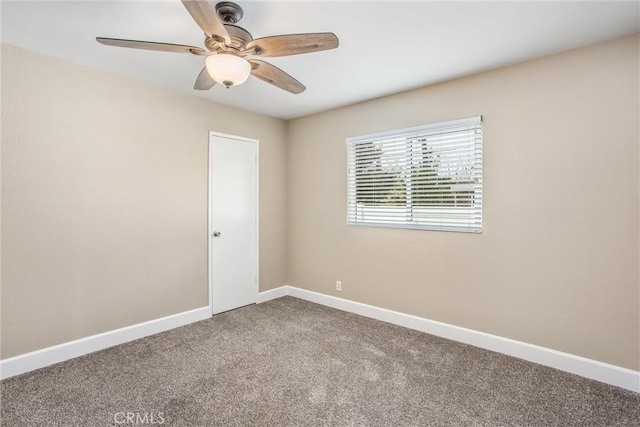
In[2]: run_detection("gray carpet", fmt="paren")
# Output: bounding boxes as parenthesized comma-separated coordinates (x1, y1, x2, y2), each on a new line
(1, 296, 639, 426)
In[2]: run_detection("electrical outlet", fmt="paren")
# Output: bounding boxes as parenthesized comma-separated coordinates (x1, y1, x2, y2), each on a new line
(336, 281, 342, 292)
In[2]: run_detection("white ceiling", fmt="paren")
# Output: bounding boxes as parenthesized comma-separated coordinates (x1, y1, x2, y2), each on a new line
(2, 1, 638, 120)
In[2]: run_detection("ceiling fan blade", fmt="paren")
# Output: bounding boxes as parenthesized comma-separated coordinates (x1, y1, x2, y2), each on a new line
(181, 1, 231, 45)
(244, 33, 338, 57)
(194, 67, 216, 90)
(97, 37, 206, 55)
(249, 60, 305, 94)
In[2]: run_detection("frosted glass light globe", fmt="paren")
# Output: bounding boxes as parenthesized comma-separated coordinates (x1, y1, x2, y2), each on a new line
(205, 54, 251, 88)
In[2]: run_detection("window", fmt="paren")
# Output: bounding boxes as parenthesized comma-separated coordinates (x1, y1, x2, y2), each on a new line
(346, 116, 483, 233)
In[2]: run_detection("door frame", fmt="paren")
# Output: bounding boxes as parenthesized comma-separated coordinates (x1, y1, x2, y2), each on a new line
(208, 130, 260, 317)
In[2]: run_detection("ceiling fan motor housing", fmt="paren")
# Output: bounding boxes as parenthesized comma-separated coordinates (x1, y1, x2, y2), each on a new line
(205, 24, 252, 51)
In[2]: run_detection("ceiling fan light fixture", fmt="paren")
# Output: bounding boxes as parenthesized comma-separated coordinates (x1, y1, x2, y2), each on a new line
(205, 53, 251, 88)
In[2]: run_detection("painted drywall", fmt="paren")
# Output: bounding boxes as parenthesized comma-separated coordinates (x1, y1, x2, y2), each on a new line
(287, 34, 640, 370)
(1, 44, 288, 358)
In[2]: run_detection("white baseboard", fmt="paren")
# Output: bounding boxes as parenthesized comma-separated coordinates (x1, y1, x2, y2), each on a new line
(256, 286, 287, 303)
(259, 286, 639, 393)
(5, 287, 639, 393)
(0, 306, 210, 380)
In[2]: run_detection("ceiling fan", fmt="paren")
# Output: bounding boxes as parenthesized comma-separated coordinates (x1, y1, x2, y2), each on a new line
(96, 1, 339, 94)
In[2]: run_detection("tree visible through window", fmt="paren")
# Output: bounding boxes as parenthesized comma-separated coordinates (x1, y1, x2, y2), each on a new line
(347, 116, 482, 232)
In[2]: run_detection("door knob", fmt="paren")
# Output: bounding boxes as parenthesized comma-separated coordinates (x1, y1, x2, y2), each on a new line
(213, 231, 221, 237)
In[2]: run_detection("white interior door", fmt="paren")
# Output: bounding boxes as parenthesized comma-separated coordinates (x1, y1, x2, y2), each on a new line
(209, 132, 258, 315)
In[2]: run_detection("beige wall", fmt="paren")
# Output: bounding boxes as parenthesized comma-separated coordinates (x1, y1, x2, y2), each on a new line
(3, 34, 639, 371)
(287, 34, 640, 370)
(1, 44, 288, 358)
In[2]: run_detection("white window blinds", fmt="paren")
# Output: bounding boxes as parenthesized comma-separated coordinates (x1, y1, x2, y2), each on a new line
(346, 116, 483, 233)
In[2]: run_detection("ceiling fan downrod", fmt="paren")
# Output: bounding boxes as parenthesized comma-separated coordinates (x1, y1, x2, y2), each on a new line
(215, 2, 243, 24)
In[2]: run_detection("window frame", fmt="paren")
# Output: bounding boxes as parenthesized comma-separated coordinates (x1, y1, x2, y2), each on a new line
(346, 116, 483, 233)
